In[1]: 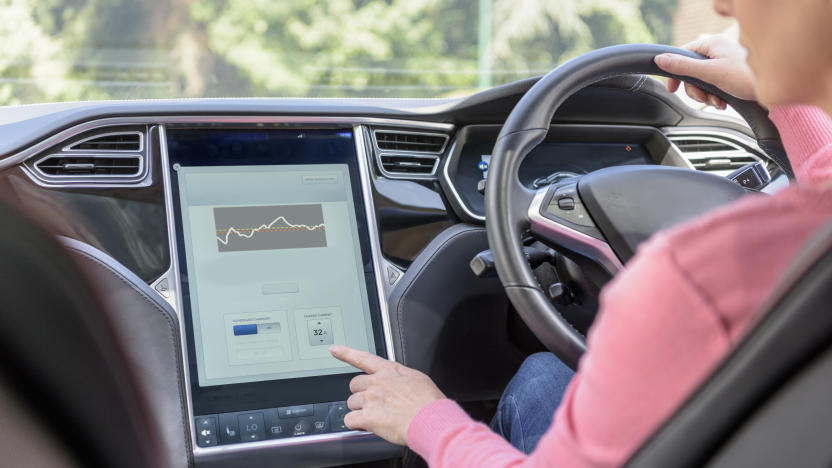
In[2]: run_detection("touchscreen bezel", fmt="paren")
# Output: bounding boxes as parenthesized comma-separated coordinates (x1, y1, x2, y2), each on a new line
(163, 125, 388, 416)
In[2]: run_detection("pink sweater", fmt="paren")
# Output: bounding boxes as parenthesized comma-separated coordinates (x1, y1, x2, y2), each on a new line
(407, 105, 832, 467)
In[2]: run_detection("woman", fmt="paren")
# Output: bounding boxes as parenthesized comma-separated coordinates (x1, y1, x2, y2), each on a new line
(330, 0, 832, 466)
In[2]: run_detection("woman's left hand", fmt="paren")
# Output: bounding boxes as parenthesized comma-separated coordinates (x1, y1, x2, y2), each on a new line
(330, 345, 446, 445)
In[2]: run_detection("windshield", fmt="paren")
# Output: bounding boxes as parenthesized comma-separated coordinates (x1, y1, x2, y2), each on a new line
(1, 0, 735, 105)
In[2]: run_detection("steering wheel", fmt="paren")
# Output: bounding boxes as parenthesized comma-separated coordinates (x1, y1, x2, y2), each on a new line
(485, 44, 793, 370)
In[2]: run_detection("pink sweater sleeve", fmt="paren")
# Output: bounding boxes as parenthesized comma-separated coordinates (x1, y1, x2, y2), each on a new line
(407, 236, 729, 467)
(769, 105, 832, 185)
(406, 105, 832, 468)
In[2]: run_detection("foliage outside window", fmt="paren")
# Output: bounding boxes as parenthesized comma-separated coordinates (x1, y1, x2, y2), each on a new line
(0, 0, 733, 105)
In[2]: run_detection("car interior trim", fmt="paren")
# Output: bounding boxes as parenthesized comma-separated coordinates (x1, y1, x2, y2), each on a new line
(527, 186, 624, 275)
(441, 135, 485, 221)
(0, 115, 454, 172)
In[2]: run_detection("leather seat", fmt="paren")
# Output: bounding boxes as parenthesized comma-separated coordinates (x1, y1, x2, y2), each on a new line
(0, 203, 171, 468)
(629, 220, 832, 467)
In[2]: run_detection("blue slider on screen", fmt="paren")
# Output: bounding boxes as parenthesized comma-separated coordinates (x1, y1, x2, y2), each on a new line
(232, 322, 282, 336)
(233, 324, 258, 336)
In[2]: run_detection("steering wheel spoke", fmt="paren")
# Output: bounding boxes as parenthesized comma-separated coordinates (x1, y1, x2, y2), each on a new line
(527, 183, 623, 275)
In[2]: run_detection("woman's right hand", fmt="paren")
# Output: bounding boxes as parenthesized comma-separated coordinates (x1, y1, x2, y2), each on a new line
(654, 35, 757, 110)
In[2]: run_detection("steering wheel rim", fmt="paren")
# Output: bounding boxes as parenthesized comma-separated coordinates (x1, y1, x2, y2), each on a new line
(485, 44, 791, 370)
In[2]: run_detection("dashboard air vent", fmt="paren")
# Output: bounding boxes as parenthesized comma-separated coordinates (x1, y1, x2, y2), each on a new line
(374, 130, 448, 153)
(35, 155, 142, 176)
(371, 128, 450, 178)
(65, 131, 142, 152)
(669, 134, 760, 174)
(23, 126, 151, 188)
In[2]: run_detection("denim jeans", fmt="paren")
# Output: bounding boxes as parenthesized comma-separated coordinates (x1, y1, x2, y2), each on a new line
(489, 352, 575, 454)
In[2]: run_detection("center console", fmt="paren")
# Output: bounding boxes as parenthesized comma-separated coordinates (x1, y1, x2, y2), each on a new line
(161, 123, 399, 466)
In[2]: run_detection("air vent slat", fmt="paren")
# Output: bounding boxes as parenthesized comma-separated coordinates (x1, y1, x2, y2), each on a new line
(67, 132, 142, 152)
(374, 130, 448, 154)
(672, 139, 739, 153)
(379, 154, 438, 175)
(35, 156, 141, 176)
(670, 134, 761, 174)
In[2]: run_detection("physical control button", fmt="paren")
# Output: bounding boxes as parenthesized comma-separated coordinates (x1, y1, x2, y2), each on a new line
(312, 418, 329, 433)
(219, 413, 240, 444)
(557, 197, 575, 211)
(154, 277, 170, 299)
(735, 167, 763, 189)
(307, 319, 333, 346)
(291, 418, 312, 436)
(195, 416, 218, 447)
(263, 409, 290, 440)
(386, 266, 401, 285)
(477, 178, 487, 195)
(546, 199, 594, 228)
(278, 404, 314, 419)
(329, 402, 350, 432)
(238, 413, 265, 442)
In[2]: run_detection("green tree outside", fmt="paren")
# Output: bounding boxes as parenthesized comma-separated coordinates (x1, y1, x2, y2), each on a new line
(0, 0, 679, 105)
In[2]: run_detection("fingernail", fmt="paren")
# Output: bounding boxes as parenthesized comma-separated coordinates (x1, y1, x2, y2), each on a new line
(655, 54, 671, 68)
(330, 345, 341, 354)
(709, 96, 720, 107)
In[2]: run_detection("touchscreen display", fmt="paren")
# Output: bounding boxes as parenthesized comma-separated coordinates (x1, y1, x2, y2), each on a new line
(168, 128, 383, 396)
(177, 164, 376, 387)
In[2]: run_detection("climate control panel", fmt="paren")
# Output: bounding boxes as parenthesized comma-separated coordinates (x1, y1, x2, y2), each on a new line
(194, 401, 350, 447)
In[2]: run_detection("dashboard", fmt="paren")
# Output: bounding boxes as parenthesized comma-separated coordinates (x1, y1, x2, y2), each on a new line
(0, 75, 782, 468)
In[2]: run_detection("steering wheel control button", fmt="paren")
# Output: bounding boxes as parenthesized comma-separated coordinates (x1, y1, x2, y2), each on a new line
(238, 413, 265, 442)
(278, 404, 314, 418)
(557, 197, 576, 210)
(546, 199, 594, 227)
(218, 413, 240, 444)
(194, 416, 218, 447)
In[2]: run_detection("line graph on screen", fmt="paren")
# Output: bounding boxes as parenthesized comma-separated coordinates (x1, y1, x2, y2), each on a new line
(213, 204, 327, 252)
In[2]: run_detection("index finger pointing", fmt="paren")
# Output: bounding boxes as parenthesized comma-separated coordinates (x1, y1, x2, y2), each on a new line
(330, 346, 388, 374)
